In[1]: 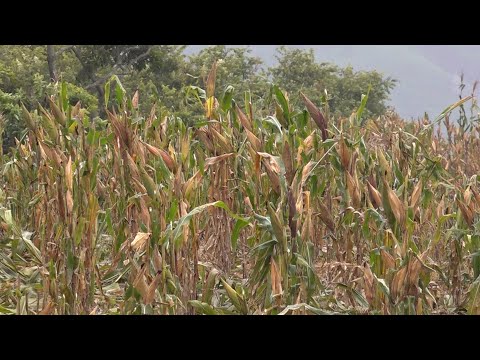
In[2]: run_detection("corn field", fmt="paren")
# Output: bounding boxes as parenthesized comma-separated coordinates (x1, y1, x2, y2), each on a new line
(1, 63, 480, 315)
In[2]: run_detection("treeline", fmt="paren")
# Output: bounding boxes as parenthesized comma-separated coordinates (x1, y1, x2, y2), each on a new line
(0, 45, 396, 150)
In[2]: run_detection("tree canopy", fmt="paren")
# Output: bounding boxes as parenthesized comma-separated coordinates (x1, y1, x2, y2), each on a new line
(0, 45, 397, 151)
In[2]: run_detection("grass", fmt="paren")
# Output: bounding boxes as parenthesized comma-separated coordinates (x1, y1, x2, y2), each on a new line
(1, 64, 480, 315)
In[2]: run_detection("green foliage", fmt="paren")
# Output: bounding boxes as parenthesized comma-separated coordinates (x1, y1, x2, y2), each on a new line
(188, 45, 270, 103)
(0, 45, 397, 154)
(269, 46, 397, 118)
(121, 46, 190, 112)
(65, 82, 98, 112)
(0, 89, 24, 150)
(270, 46, 338, 99)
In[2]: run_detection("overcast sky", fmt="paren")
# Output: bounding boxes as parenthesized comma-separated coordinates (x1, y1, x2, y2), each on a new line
(185, 45, 480, 119)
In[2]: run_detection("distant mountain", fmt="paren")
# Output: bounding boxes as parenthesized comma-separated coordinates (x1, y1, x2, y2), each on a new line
(184, 45, 480, 119)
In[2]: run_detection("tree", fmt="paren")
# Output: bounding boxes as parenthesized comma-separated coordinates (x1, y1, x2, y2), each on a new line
(187, 46, 269, 102)
(269, 46, 338, 100)
(121, 45, 190, 115)
(330, 66, 397, 118)
(269, 46, 397, 118)
(58, 45, 190, 116)
(0, 45, 398, 154)
(0, 46, 55, 150)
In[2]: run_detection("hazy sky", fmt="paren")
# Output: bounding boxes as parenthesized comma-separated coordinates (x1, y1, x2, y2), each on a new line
(186, 45, 480, 119)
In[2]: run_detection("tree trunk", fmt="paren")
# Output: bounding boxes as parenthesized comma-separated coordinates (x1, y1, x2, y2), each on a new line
(46, 45, 57, 82)
(71, 46, 105, 112)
